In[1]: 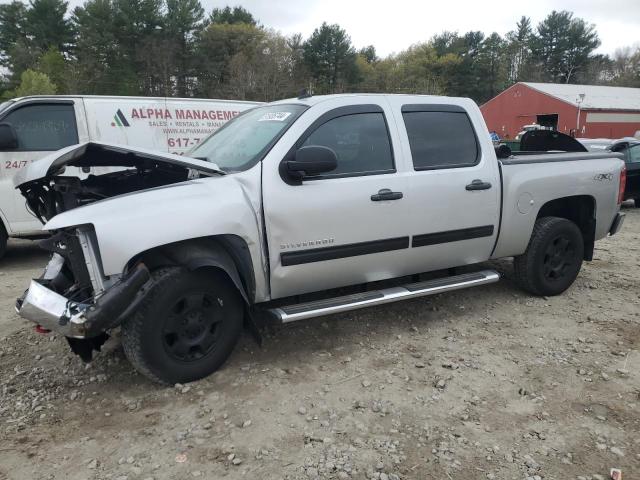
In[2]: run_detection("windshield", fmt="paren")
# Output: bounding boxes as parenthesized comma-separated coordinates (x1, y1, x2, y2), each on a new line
(189, 104, 307, 172)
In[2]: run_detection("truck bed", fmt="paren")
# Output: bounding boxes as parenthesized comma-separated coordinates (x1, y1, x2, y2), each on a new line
(500, 151, 623, 165)
(492, 151, 625, 259)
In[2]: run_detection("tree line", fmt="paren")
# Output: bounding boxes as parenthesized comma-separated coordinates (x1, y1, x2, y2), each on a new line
(0, 1, 639, 104)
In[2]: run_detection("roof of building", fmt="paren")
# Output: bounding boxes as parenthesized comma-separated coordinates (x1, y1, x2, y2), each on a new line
(522, 82, 640, 110)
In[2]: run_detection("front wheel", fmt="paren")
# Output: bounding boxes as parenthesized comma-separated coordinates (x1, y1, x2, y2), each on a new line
(514, 217, 584, 296)
(122, 267, 243, 384)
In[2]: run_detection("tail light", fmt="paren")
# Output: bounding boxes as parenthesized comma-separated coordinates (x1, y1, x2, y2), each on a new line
(618, 166, 626, 205)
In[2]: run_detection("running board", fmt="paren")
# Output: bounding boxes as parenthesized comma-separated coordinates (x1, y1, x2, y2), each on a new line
(268, 269, 500, 323)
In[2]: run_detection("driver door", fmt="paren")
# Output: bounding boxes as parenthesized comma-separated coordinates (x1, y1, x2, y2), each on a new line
(262, 99, 412, 299)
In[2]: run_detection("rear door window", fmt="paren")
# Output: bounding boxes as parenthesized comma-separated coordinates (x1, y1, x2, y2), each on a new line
(627, 145, 640, 163)
(1, 103, 78, 151)
(402, 107, 479, 170)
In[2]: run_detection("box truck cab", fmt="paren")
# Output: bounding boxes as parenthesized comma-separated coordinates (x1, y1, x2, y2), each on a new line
(0, 95, 261, 258)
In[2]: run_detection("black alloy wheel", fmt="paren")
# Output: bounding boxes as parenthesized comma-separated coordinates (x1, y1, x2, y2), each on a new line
(514, 216, 584, 296)
(162, 292, 223, 362)
(542, 234, 578, 283)
(122, 267, 243, 384)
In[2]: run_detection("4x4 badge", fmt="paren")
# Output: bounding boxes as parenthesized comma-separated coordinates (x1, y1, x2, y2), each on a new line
(594, 173, 613, 181)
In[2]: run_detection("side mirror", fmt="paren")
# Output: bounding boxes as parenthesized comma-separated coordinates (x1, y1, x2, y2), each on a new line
(287, 145, 337, 178)
(0, 123, 18, 150)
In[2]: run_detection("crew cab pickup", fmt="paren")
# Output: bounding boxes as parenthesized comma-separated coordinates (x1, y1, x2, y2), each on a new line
(14, 94, 626, 384)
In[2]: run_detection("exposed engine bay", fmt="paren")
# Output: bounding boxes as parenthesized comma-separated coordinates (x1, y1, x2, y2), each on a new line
(13, 142, 223, 360)
(17, 143, 214, 223)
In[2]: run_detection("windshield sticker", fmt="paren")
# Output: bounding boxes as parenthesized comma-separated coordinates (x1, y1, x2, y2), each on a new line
(258, 112, 292, 122)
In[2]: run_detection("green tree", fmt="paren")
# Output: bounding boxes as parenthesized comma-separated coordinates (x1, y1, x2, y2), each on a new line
(164, 0, 205, 95)
(505, 16, 533, 82)
(610, 46, 640, 87)
(37, 47, 71, 93)
(210, 6, 256, 25)
(430, 30, 487, 99)
(286, 33, 309, 93)
(394, 42, 460, 94)
(359, 45, 378, 64)
(197, 22, 265, 97)
(72, 0, 122, 94)
(226, 30, 299, 101)
(25, 0, 73, 53)
(5, 69, 57, 98)
(0, 1, 27, 67)
(113, 0, 163, 94)
(478, 32, 507, 101)
(531, 11, 600, 83)
(303, 22, 357, 93)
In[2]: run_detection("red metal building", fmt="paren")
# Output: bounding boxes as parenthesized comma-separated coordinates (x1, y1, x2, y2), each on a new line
(480, 82, 640, 139)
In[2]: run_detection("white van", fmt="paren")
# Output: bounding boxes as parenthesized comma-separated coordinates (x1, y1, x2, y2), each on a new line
(0, 95, 261, 258)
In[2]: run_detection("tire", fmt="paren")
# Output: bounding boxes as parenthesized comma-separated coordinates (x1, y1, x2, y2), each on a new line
(0, 222, 7, 261)
(121, 267, 243, 384)
(634, 198, 640, 208)
(513, 216, 584, 296)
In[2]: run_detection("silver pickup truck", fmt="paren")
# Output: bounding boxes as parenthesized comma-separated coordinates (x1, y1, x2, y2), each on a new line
(14, 94, 626, 384)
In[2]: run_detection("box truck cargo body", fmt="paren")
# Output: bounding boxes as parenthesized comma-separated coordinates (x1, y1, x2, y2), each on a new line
(0, 95, 261, 257)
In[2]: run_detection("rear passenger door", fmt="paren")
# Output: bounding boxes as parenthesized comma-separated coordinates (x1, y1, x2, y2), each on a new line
(390, 101, 501, 273)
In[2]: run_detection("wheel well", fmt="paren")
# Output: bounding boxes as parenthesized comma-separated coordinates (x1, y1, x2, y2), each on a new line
(536, 195, 596, 260)
(128, 235, 256, 302)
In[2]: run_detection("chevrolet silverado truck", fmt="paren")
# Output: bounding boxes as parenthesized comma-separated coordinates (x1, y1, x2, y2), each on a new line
(14, 94, 626, 384)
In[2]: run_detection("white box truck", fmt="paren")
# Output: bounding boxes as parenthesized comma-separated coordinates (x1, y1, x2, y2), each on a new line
(0, 95, 261, 258)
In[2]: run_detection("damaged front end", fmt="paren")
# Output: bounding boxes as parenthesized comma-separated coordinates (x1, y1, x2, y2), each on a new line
(16, 227, 152, 360)
(13, 142, 226, 360)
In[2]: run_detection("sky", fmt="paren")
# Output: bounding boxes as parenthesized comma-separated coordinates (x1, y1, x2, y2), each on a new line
(194, 0, 639, 57)
(4, 0, 637, 57)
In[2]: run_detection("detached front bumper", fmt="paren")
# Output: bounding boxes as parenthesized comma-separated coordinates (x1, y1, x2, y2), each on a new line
(16, 280, 91, 338)
(16, 258, 151, 339)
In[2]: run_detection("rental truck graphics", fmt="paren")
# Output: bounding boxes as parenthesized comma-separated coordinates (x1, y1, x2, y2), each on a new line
(0, 95, 261, 258)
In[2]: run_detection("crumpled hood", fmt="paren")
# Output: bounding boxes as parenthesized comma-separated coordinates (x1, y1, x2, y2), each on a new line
(43, 176, 225, 231)
(13, 141, 224, 187)
(41, 172, 260, 277)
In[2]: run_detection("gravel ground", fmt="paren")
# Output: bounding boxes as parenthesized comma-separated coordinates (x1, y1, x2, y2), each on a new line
(1, 207, 639, 480)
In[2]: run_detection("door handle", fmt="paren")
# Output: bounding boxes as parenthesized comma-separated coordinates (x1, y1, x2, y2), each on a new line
(371, 188, 403, 201)
(465, 179, 492, 191)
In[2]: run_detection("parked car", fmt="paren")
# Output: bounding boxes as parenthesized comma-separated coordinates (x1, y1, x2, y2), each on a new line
(578, 137, 638, 153)
(14, 94, 626, 384)
(609, 139, 640, 206)
(0, 95, 261, 259)
(515, 123, 551, 141)
(578, 138, 614, 152)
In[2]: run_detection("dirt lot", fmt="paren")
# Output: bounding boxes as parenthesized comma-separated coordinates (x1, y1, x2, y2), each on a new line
(1, 208, 639, 480)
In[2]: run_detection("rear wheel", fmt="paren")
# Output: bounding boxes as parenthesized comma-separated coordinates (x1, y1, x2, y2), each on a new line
(121, 267, 243, 384)
(634, 197, 640, 208)
(514, 216, 584, 296)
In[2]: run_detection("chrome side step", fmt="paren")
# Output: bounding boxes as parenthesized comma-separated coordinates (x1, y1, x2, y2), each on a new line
(268, 269, 500, 323)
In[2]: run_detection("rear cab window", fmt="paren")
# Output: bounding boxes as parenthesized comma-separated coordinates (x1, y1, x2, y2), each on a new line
(0, 102, 79, 151)
(401, 104, 479, 170)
